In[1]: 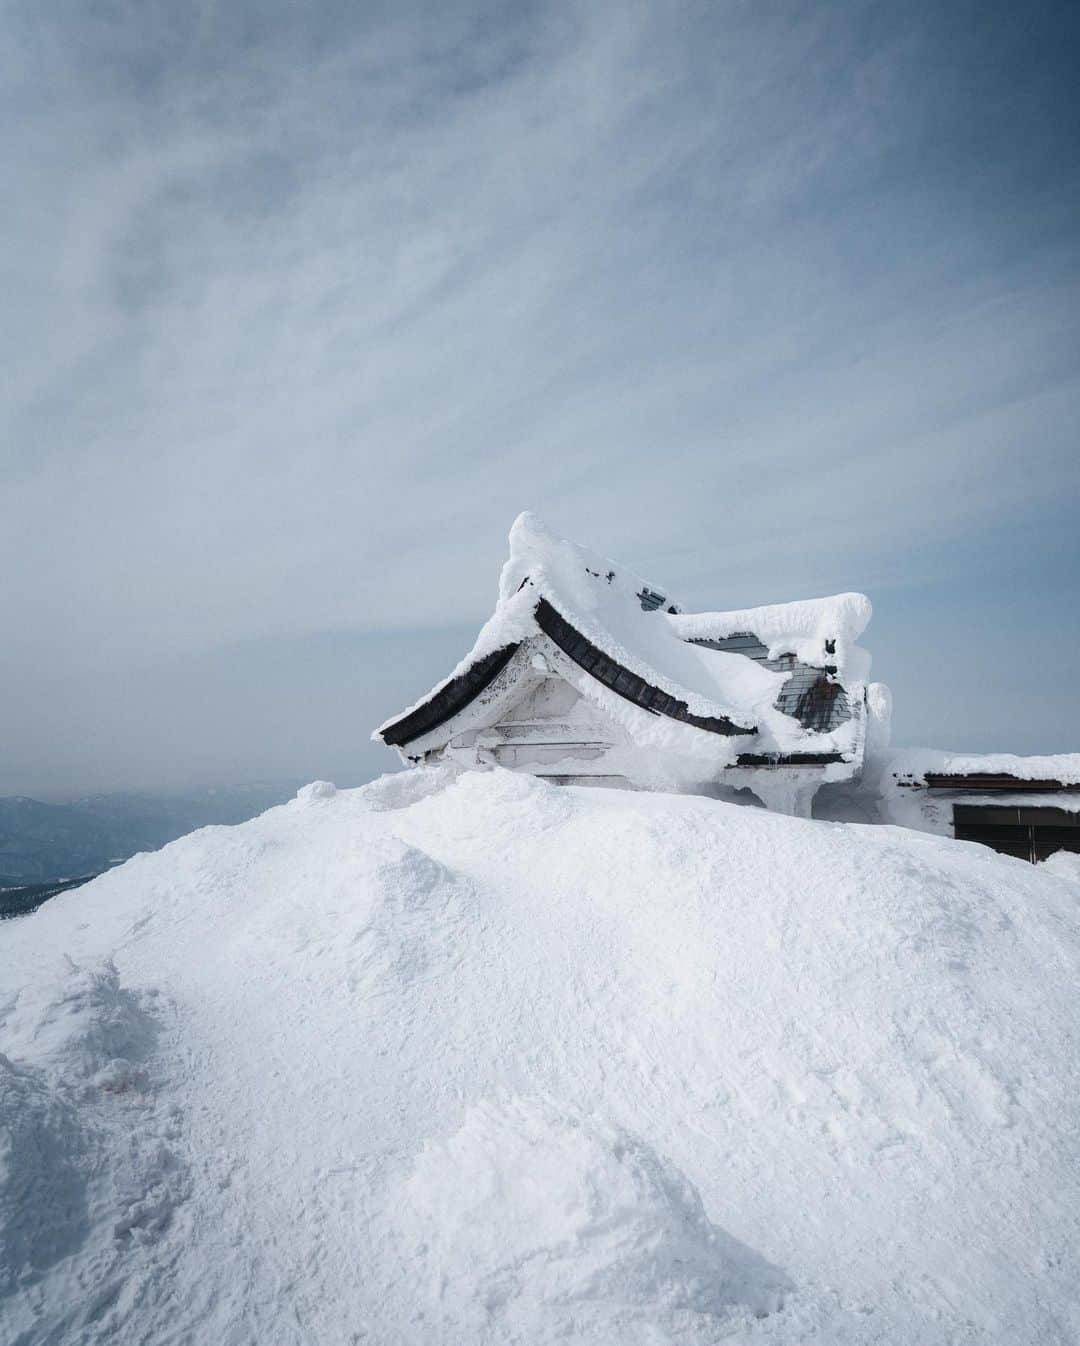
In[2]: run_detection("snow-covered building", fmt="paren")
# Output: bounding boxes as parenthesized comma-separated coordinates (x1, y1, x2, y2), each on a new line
(374, 515, 1080, 861)
(877, 750, 1080, 864)
(375, 514, 883, 815)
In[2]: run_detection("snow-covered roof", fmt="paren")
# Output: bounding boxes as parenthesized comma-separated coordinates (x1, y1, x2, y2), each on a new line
(375, 513, 872, 764)
(890, 748, 1080, 789)
(670, 592, 872, 682)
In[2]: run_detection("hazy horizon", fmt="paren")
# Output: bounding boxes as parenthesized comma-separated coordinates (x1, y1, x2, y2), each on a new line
(4, 1, 1078, 797)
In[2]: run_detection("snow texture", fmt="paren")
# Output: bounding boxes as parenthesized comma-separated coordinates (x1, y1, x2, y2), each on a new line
(400, 1093, 790, 1340)
(375, 514, 871, 766)
(1041, 849, 1080, 882)
(3, 767, 1080, 1344)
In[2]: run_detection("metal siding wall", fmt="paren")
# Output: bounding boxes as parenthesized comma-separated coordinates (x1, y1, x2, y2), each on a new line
(689, 633, 851, 733)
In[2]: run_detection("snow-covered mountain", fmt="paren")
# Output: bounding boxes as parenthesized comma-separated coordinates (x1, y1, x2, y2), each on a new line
(2, 768, 1079, 1344)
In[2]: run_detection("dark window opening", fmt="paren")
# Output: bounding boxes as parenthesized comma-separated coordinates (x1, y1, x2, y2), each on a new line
(954, 805, 1080, 864)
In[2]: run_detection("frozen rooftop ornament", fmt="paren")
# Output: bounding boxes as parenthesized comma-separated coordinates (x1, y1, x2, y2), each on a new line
(374, 514, 873, 814)
(636, 586, 669, 612)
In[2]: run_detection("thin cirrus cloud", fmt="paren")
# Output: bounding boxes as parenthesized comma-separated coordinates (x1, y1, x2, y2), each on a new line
(2, 0, 1078, 794)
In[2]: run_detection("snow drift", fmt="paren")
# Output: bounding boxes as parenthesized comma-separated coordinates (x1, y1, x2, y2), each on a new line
(3, 767, 1080, 1344)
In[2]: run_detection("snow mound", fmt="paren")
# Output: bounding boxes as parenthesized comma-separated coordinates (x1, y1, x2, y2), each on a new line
(1, 960, 187, 1342)
(401, 1092, 789, 1342)
(3, 957, 158, 1087)
(356, 761, 464, 812)
(3, 767, 1080, 1344)
(1040, 849, 1080, 883)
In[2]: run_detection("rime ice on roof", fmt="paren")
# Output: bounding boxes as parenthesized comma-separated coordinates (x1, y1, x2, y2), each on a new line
(375, 514, 874, 814)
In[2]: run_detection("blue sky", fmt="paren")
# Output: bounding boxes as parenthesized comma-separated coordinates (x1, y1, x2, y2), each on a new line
(2, 0, 1078, 795)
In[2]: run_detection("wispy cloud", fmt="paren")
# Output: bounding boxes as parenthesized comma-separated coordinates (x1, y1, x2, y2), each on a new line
(3, 0, 1078, 790)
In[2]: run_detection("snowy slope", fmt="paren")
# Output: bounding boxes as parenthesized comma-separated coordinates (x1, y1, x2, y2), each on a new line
(2, 768, 1080, 1345)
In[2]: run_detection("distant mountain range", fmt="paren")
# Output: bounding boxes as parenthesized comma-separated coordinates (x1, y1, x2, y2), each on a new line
(0, 783, 307, 887)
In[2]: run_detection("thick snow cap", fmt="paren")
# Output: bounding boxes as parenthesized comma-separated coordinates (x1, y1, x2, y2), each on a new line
(888, 748, 1080, 788)
(375, 512, 872, 762)
(671, 592, 872, 681)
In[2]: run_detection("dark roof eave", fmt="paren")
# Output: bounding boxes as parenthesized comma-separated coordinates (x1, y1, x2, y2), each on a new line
(533, 598, 755, 738)
(378, 642, 522, 748)
(733, 752, 848, 768)
(377, 595, 760, 750)
(921, 772, 1080, 793)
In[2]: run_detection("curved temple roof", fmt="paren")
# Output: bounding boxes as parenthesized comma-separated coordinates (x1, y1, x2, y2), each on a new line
(374, 513, 872, 763)
(533, 599, 752, 737)
(377, 594, 757, 750)
(379, 642, 522, 748)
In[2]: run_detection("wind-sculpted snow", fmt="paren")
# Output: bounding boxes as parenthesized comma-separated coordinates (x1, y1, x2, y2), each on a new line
(0, 961, 188, 1344)
(401, 1093, 791, 1341)
(2, 768, 1080, 1343)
